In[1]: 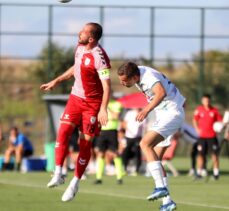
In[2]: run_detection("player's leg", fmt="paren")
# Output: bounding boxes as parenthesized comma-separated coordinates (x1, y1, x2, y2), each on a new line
(3, 146, 15, 170)
(107, 130, 124, 184)
(62, 100, 101, 202)
(140, 131, 169, 201)
(196, 139, 207, 178)
(62, 132, 93, 202)
(209, 138, 220, 179)
(48, 95, 81, 188)
(133, 137, 142, 174)
(15, 145, 24, 171)
(188, 142, 198, 176)
(145, 106, 184, 202)
(122, 138, 133, 173)
(155, 145, 176, 211)
(47, 121, 75, 187)
(94, 134, 106, 184)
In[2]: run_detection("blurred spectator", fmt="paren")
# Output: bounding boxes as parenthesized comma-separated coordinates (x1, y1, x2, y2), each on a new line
(179, 123, 201, 176)
(94, 97, 124, 184)
(3, 126, 33, 171)
(120, 108, 145, 175)
(193, 94, 222, 179)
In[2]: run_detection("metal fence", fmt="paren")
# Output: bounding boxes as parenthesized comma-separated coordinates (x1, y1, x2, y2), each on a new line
(0, 3, 229, 98)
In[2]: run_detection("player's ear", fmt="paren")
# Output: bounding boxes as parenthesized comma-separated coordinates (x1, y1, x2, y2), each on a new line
(89, 37, 95, 43)
(133, 75, 139, 82)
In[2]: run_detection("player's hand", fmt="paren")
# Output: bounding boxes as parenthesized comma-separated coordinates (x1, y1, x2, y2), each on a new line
(40, 80, 57, 91)
(136, 108, 149, 122)
(98, 109, 108, 126)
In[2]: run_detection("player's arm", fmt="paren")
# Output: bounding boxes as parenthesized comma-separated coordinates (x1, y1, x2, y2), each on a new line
(136, 82, 166, 122)
(40, 65, 74, 91)
(192, 110, 200, 134)
(98, 78, 111, 126)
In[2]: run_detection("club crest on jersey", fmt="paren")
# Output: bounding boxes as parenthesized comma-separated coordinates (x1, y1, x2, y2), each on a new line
(90, 116, 96, 124)
(84, 58, 90, 66)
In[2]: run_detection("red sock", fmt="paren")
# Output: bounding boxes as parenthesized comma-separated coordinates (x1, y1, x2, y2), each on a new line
(55, 123, 74, 166)
(75, 139, 92, 179)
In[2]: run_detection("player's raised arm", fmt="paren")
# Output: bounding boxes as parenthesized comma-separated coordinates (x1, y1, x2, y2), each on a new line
(40, 65, 74, 91)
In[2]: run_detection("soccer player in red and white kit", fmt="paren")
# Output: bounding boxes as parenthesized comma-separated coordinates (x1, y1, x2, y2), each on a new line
(193, 94, 222, 179)
(40, 22, 111, 201)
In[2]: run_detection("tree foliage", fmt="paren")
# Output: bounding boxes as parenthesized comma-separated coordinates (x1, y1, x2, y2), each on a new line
(30, 42, 75, 94)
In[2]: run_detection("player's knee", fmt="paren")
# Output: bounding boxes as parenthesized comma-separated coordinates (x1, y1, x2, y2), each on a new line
(139, 140, 148, 150)
(57, 123, 75, 144)
(79, 139, 92, 151)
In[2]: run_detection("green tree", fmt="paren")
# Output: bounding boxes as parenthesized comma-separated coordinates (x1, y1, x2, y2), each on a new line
(30, 42, 75, 94)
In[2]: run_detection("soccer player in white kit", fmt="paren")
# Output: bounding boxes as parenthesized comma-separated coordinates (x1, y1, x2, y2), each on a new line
(117, 62, 185, 211)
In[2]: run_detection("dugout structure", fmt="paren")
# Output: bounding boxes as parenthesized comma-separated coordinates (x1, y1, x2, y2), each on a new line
(42, 94, 68, 171)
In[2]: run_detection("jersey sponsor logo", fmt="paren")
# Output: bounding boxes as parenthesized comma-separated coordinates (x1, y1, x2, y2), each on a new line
(63, 114, 70, 120)
(84, 58, 90, 66)
(90, 116, 96, 124)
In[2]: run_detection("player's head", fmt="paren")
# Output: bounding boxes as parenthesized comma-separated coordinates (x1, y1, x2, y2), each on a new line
(201, 93, 211, 107)
(10, 126, 19, 137)
(117, 61, 140, 87)
(78, 22, 103, 45)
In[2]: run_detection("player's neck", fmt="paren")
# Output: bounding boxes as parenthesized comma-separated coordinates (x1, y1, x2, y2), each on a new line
(203, 105, 211, 110)
(85, 42, 98, 51)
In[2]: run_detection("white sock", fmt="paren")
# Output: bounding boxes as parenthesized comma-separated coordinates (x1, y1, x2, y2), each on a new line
(213, 168, 219, 176)
(55, 166, 62, 175)
(62, 167, 68, 176)
(69, 176, 80, 188)
(162, 177, 172, 205)
(147, 161, 165, 188)
(197, 168, 202, 175)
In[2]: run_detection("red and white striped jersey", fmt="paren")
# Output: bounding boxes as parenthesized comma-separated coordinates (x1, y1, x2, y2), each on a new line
(71, 44, 111, 100)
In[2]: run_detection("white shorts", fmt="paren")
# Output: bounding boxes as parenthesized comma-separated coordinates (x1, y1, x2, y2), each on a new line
(147, 103, 185, 147)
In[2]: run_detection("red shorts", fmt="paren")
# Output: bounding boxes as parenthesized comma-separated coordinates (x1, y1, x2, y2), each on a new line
(61, 94, 102, 136)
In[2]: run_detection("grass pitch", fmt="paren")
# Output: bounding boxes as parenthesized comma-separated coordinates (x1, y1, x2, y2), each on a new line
(0, 157, 229, 211)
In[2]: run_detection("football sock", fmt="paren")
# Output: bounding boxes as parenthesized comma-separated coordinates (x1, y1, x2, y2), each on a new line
(96, 157, 105, 180)
(213, 168, 219, 176)
(147, 161, 165, 188)
(15, 163, 21, 171)
(55, 123, 75, 166)
(162, 177, 172, 205)
(74, 139, 92, 179)
(114, 157, 123, 180)
(54, 165, 62, 175)
(69, 176, 80, 188)
(62, 166, 68, 176)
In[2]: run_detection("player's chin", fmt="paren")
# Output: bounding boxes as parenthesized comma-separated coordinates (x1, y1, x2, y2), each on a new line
(125, 85, 132, 88)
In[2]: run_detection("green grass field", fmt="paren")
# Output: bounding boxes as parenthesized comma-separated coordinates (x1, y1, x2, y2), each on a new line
(0, 157, 229, 211)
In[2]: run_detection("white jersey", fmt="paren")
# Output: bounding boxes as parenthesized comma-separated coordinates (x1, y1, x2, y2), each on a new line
(135, 66, 185, 110)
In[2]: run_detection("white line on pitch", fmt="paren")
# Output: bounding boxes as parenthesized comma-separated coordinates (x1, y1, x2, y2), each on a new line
(0, 180, 229, 210)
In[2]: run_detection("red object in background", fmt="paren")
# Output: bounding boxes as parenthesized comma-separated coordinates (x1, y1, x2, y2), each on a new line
(162, 139, 178, 161)
(117, 92, 148, 109)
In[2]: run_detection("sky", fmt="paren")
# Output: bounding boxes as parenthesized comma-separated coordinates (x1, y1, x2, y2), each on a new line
(0, 0, 229, 62)
(1, 0, 229, 7)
